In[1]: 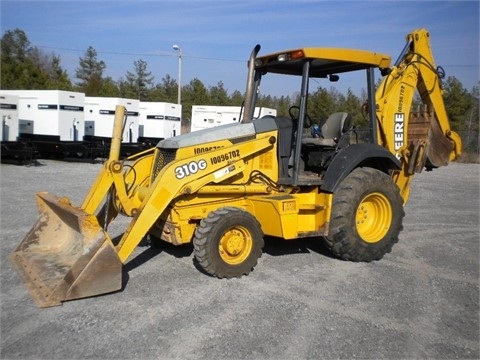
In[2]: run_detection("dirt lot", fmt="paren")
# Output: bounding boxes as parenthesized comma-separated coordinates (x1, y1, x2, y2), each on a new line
(1, 160, 479, 359)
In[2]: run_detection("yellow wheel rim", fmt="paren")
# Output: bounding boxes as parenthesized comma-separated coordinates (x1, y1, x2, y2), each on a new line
(356, 192, 392, 243)
(219, 226, 253, 265)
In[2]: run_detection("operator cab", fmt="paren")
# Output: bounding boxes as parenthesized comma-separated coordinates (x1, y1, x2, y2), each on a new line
(244, 46, 391, 186)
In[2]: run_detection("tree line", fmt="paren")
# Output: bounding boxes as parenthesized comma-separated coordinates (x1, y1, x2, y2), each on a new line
(1, 28, 478, 153)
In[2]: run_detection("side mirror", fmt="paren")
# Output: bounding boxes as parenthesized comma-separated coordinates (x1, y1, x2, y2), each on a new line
(380, 68, 392, 76)
(329, 74, 339, 82)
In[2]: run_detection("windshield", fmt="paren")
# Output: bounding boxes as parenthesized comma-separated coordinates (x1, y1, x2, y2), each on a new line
(254, 65, 371, 122)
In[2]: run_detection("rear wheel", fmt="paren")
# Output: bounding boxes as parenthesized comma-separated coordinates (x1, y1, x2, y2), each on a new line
(193, 207, 264, 278)
(324, 167, 404, 261)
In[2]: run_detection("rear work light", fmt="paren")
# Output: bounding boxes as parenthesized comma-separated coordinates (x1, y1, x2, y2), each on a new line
(277, 50, 305, 62)
(290, 50, 304, 59)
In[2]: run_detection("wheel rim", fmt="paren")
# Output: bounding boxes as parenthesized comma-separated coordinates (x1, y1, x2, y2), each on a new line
(356, 192, 392, 243)
(219, 226, 253, 265)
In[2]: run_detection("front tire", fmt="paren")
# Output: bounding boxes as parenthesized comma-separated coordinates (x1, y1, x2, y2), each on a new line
(324, 167, 404, 262)
(193, 207, 264, 278)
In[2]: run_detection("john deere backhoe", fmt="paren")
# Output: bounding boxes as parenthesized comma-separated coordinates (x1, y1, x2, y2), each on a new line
(10, 28, 461, 307)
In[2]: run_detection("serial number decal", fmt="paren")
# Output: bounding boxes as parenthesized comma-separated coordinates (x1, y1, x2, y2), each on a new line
(397, 84, 405, 113)
(194, 146, 223, 155)
(210, 150, 240, 165)
(175, 159, 207, 179)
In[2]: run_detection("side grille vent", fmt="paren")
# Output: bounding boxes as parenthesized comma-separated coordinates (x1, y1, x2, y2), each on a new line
(151, 148, 177, 183)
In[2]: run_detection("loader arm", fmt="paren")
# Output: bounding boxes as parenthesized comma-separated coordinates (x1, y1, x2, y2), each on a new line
(375, 28, 462, 201)
(115, 134, 275, 263)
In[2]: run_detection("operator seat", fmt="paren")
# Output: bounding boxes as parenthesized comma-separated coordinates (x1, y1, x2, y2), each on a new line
(273, 116, 294, 179)
(302, 112, 352, 147)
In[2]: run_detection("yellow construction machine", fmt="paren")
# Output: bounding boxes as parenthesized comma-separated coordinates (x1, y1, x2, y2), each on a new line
(10, 28, 461, 307)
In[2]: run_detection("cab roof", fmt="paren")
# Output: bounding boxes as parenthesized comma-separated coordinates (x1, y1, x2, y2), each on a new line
(255, 47, 391, 77)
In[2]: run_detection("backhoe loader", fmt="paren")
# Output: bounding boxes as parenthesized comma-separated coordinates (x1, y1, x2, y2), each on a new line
(10, 28, 461, 307)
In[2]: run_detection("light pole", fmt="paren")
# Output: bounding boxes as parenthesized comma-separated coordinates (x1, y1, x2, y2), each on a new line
(172, 44, 182, 104)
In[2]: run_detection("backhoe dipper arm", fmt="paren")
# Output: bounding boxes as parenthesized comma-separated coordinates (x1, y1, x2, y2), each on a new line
(376, 28, 461, 166)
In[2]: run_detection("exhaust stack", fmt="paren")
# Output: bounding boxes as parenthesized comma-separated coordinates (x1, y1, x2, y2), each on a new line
(241, 44, 261, 123)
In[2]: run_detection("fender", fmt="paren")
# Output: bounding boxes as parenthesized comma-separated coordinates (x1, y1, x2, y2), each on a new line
(320, 143, 401, 193)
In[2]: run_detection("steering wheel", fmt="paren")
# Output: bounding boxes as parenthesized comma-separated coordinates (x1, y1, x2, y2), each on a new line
(288, 105, 312, 128)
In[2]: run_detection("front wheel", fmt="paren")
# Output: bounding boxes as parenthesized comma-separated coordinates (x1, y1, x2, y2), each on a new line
(324, 167, 404, 262)
(193, 207, 264, 278)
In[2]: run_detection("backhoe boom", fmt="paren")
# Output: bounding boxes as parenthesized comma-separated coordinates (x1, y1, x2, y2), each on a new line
(375, 28, 461, 201)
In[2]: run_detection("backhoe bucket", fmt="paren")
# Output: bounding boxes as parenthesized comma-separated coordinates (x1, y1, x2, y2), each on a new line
(9, 192, 122, 308)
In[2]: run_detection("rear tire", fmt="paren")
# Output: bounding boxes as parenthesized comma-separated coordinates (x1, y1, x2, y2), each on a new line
(324, 167, 404, 261)
(193, 207, 264, 278)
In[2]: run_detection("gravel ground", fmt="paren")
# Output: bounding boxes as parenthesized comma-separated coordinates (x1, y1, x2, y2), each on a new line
(1, 160, 479, 360)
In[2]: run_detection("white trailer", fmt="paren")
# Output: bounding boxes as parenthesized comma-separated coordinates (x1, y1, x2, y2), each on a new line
(0, 90, 85, 141)
(0, 93, 19, 141)
(190, 106, 276, 132)
(85, 97, 139, 143)
(139, 102, 181, 140)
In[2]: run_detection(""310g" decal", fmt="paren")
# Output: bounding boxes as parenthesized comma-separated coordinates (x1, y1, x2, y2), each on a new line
(175, 159, 207, 179)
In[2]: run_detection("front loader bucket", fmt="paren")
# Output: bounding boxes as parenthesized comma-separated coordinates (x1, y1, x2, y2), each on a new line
(9, 192, 122, 308)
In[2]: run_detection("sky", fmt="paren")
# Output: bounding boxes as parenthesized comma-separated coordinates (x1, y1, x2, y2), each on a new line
(1, 0, 479, 98)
